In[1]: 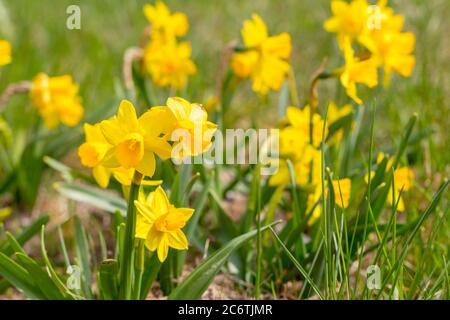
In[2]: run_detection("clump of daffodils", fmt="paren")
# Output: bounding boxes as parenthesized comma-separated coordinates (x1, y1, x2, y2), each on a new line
(30, 73, 84, 129)
(324, 0, 415, 103)
(78, 97, 216, 186)
(0, 40, 12, 66)
(231, 14, 292, 95)
(142, 1, 196, 89)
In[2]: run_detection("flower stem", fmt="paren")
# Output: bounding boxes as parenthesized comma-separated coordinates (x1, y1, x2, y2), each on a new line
(119, 170, 143, 299)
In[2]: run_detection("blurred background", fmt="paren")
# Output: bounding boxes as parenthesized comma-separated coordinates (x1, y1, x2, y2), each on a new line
(0, 0, 448, 184)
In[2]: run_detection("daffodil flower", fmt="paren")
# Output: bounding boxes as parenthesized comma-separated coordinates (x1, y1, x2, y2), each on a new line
(339, 38, 378, 104)
(99, 100, 173, 177)
(143, 0, 188, 43)
(143, 40, 196, 89)
(165, 97, 217, 159)
(30, 73, 84, 129)
(134, 186, 194, 262)
(231, 14, 292, 94)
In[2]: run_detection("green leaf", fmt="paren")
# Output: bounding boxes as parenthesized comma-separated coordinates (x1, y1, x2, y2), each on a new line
(15, 253, 66, 300)
(55, 182, 127, 215)
(98, 259, 119, 300)
(0, 252, 45, 299)
(74, 216, 93, 299)
(168, 221, 280, 300)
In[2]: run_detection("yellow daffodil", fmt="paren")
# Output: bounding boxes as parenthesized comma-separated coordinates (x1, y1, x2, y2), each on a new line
(99, 100, 172, 177)
(339, 38, 378, 104)
(0, 40, 12, 66)
(0, 207, 12, 222)
(30, 73, 84, 129)
(166, 97, 217, 158)
(143, 39, 196, 89)
(363, 20, 415, 85)
(324, 0, 370, 48)
(231, 14, 292, 94)
(78, 123, 113, 188)
(144, 0, 188, 43)
(134, 186, 194, 262)
(327, 101, 353, 145)
(284, 106, 327, 148)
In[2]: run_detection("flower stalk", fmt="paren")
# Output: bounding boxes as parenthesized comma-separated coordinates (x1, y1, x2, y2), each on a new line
(119, 170, 143, 300)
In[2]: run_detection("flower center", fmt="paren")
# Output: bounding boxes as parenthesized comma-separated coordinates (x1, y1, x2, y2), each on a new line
(115, 133, 144, 168)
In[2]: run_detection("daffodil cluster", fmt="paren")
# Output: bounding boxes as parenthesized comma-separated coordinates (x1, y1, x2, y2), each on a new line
(30, 73, 84, 129)
(78, 97, 217, 188)
(324, 0, 415, 103)
(0, 40, 11, 66)
(142, 1, 196, 89)
(269, 103, 352, 224)
(231, 14, 292, 95)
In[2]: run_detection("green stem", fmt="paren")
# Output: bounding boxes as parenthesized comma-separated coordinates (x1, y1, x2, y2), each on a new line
(254, 165, 262, 299)
(133, 239, 145, 300)
(119, 170, 142, 299)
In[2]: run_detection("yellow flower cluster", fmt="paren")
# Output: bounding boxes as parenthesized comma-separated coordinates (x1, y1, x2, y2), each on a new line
(269, 103, 352, 224)
(0, 40, 11, 66)
(231, 14, 292, 95)
(143, 1, 196, 89)
(78, 97, 216, 188)
(30, 73, 84, 129)
(325, 0, 415, 103)
(135, 186, 194, 262)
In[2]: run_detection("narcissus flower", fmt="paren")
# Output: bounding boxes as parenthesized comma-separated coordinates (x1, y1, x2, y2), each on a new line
(78, 123, 113, 188)
(324, 0, 370, 48)
(284, 106, 327, 148)
(143, 40, 196, 89)
(339, 38, 378, 104)
(0, 40, 11, 66)
(165, 97, 217, 158)
(231, 14, 292, 94)
(144, 0, 188, 43)
(99, 100, 172, 177)
(135, 186, 194, 262)
(30, 73, 84, 129)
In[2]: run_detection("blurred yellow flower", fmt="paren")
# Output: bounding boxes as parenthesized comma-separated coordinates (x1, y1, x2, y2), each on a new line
(0, 40, 12, 66)
(134, 186, 194, 262)
(231, 14, 292, 94)
(327, 101, 352, 145)
(340, 38, 378, 104)
(143, 39, 196, 89)
(332, 178, 351, 208)
(166, 97, 217, 158)
(30, 73, 84, 129)
(361, 15, 415, 85)
(144, 0, 188, 43)
(99, 100, 172, 177)
(285, 106, 327, 148)
(324, 0, 370, 48)
(365, 153, 414, 211)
